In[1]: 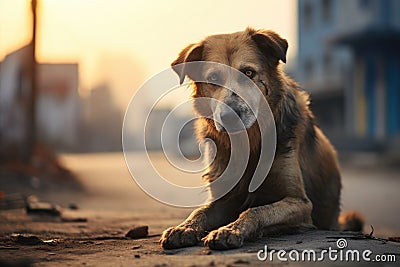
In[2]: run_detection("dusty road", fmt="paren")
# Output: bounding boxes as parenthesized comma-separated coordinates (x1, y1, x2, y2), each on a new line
(60, 152, 400, 236)
(1, 152, 399, 266)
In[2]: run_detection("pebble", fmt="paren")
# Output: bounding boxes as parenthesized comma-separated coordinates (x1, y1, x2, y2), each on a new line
(13, 234, 43, 245)
(233, 259, 250, 264)
(125, 226, 149, 239)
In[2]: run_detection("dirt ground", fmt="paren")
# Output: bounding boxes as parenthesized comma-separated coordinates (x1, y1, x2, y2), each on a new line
(1, 152, 399, 266)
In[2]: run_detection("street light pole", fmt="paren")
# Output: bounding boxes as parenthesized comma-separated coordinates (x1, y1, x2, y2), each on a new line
(25, 0, 38, 162)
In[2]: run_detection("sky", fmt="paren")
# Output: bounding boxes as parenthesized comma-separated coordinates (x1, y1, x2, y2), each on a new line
(0, 0, 298, 109)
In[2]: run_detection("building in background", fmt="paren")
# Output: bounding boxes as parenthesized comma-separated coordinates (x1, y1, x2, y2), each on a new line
(0, 45, 80, 156)
(0, 45, 123, 155)
(81, 84, 123, 152)
(36, 63, 80, 151)
(0, 45, 32, 160)
(0, 45, 80, 154)
(295, 0, 400, 151)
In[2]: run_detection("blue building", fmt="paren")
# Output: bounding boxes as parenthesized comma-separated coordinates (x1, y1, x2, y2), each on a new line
(296, 0, 400, 151)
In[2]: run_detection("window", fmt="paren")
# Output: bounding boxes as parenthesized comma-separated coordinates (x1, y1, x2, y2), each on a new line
(323, 51, 333, 73)
(359, 0, 371, 9)
(303, 2, 313, 29)
(304, 58, 314, 79)
(322, 0, 332, 22)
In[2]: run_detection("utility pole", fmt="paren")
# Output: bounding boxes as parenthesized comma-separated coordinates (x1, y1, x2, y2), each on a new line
(25, 0, 38, 162)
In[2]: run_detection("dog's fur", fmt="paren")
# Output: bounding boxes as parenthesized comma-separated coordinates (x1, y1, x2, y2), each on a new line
(160, 28, 359, 250)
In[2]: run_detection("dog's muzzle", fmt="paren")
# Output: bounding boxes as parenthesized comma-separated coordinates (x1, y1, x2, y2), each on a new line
(214, 106, 247, 133)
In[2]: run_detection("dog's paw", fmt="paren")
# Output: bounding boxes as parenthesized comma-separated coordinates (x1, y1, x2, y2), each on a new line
(160, 226, 200, 249)
(203, 227, 244, 250)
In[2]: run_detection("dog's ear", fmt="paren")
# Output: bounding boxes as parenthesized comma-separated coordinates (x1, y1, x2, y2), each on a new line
(250, 29, 288, 64)
(171, 43, 204, 84)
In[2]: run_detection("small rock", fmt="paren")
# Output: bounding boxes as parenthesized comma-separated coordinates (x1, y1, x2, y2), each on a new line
(233, 259, 250, 264)
(43, 239, 57, 246)
(125, 226, 148, 239)
(134, 254, 140, 258)
(162, 250, 176, 255)
(132, 245, 142, 250)
(13, 234, 43, 245)
(0, 246, 19, 250)
(61, 217, 87, 223)
(69, 203, 79, 210)
(25, 196, 61, 217)
(79, 240, 94, 245)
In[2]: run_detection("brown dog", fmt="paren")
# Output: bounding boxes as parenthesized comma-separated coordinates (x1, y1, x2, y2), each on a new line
(160, 28, 359, 250)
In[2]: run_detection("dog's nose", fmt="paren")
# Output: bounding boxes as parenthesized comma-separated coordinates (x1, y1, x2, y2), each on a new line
(220, 108, 241, 128)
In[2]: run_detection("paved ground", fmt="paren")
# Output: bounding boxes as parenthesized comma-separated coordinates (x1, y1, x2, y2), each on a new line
(0, 152, 399, 266)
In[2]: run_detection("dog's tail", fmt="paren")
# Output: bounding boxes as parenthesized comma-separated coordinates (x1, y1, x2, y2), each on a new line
(339, 211, 365, 232)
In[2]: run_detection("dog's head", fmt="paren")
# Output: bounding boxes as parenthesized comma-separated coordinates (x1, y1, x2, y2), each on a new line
(171, 27, 288, 132)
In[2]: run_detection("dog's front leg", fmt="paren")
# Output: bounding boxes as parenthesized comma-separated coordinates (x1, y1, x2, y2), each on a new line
(203, 197, 313, 250)
(160, 201, 237, 249)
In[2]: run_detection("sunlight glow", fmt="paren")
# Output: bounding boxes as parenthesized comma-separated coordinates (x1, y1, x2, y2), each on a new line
(0, 0, 297, 108)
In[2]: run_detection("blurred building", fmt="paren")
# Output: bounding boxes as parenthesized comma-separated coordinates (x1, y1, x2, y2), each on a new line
(0, 45, 125, 155)
(296, 0, 400, 151)
(0, 45, 80, 156)
(0, 46, 31, 159)
(36, 63, 80, 151)
(81, 84, 123, 152)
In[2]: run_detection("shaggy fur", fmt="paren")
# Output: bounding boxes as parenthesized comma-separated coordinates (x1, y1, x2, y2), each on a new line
(160, 28, 360, 250)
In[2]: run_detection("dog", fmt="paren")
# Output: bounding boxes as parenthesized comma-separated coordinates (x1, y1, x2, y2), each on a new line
(160, 27, 362, 250)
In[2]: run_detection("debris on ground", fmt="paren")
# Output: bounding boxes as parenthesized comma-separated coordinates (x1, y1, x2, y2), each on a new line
(23, 195, 87, 223)
(12, 234, 43, 246)
(1, 209, 399, 266)
(25, 195, 61, 217)
(11, 234, 58, 247)
(60, 217, 87, 223)
(68, 203, 79, 210)
(233, 259, 250, 264)
(125, 226, 149, 239)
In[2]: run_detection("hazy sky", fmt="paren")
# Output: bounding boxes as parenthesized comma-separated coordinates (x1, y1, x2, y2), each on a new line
(0, 0, 297, 108)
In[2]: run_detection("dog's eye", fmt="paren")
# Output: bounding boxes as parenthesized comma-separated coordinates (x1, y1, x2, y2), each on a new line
(242, 69, 256, 79)
(245, 70, 255, 78)
(207, 73, 220, 83)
